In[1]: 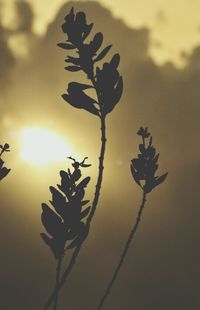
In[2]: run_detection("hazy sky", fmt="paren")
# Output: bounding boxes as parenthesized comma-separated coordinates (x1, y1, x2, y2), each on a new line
(2, 0, 200, 65)
(0, 1, 200, 309)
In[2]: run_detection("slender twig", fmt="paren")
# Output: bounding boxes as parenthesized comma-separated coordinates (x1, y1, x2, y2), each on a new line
(43, 119, 107, 310)
(53, 257, 62, 310)
(96, 191, 147, 310)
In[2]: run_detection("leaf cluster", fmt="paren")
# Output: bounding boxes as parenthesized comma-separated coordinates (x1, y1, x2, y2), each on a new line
(58, 7, 123, 118)
(41, 158, 91, 259)
(131, 127, 168, 193)
(0, 143, 11, 181)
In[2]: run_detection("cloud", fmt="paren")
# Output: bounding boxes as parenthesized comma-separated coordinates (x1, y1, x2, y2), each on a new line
(14, 1, 33, 33)
(0, 24, 15, 88)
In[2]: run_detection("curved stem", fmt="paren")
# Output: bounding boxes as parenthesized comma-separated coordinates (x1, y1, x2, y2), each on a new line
(96, 191, 147, 310)
(43, 118, 107, 309)
(53, 258, 62, 310)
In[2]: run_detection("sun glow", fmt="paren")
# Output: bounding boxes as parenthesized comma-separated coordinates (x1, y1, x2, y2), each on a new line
(20, 128, 72, 165)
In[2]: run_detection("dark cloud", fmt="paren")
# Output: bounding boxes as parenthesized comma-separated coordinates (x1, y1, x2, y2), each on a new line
(0, 1, 200, 309)
(0, 24, 15, 88)
(15, 1, 33, 33)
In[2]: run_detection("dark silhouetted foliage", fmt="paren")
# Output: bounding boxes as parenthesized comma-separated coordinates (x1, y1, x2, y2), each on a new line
(58, 7, 123, 118)
(43, 7, 123, 310)
(131, 126, 168, 194)
(0, 143, 11, 181)
(96, 127, 168, 310)
(41, 157, 91, 260)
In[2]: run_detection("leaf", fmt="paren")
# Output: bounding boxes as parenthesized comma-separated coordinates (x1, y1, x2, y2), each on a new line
(94, 44, 112, 62)
(65, 66, 81, 72)
(57, 42, 76, 50)
(41, 234, 65, 259)
(130, 163, 141, 187)
(72, 188, 85, 203)
(0, 159, 4, 169)
(49, 186, 67, 217)
(58, 170, 71, 199)
(81, 200, 90, 206)
(62, 93, 99, 116)
(0, 167, 11, 181)
(41, 203, 63, 238)
(65, 56, 80, 66)
(67, 223, 89, 249)
(110, 53, 120, 68)
(105, 76, 123, 114)
(90, 32, 103, 53)
(152, 153, 159, 164)
(69, 82, 93, 90)
(76, 176, 91, 192)
(82, 23, 93, 40)
(80, 206, 91, 219)
(155, 172, 168, 187)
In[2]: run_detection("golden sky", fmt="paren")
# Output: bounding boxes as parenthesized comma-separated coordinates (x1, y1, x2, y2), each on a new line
(0, 1, 200, 309)
(2, 0, 200, 66)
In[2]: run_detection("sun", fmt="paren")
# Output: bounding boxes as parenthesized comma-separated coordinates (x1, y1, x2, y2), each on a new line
(20, 128, 72, 165)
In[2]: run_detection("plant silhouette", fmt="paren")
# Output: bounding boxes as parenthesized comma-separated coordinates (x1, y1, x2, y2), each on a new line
(96, 127, 168, 310)
(43, 7, 123, 309)
(41, 157, 91, 310)
(0, 143, 11, 181)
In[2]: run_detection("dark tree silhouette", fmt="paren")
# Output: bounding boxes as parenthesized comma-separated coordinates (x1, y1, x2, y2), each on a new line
(96, 127, 168, 310)
(43, 7, 123, 310)
(0, 143, 11, 181)
(41, 157, 91, 310)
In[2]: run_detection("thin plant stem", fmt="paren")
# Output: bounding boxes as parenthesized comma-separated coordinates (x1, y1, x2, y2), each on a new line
(53, 257, 62, 310)
(43, 118, 107, 310)
(96, 191, 147, 310)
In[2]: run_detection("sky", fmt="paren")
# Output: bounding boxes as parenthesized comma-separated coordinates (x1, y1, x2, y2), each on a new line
(2, 0, 200, 65)
(0, 1, 200, 310)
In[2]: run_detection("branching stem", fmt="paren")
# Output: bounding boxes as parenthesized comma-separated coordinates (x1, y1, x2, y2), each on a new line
(43, 117, 107, 310)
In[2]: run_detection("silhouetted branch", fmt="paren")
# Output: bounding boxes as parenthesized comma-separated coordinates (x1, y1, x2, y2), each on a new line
(41, 157, 91, 310)
(43, 7, 123, 309)
(43, 117, 106, 309)
(96, 127, 168, 309)
(96, 191, 147, 310)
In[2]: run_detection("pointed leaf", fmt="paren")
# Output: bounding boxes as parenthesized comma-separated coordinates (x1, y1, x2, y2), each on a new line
(69, 82, 93, 90)
(155, 172, 168, 187)
(65, 66, 81, 72)
(76, 176, 91, 192)
(0, 159, 4, 169)
(81, 200, 90, 206)
(57, 42, 76, 50)
(0, 167, 11, 181)
(105, 76, 123, 114)
(58, 170, 71, 199)
(41, 203, 63, 237)
(82, 23, 93, 40)
(65, 56, 80, 66)
(49, 186, 67, 217)
(90, 32, 103, 53)
(130, 163, 141, 187)
(94, 44, 112, 62)
(67, 223, 89, 249)
(80, 206, 91, 219)
(110, 53, 120, 68)
(72, 188, 85, 203)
